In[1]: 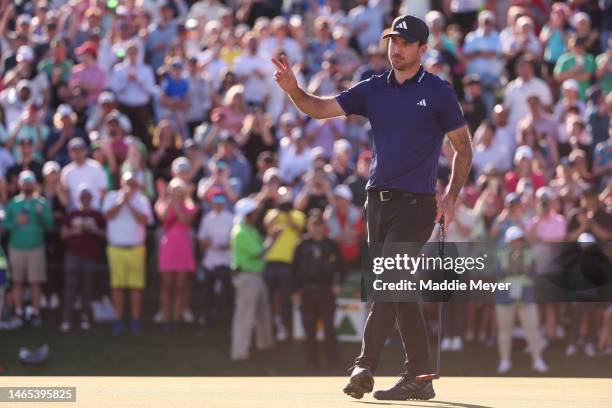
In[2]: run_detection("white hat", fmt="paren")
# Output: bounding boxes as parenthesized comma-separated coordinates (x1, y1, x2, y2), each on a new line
(572, 12, 590, 27)
(333, 184, 353, 201)
(234, 197, 258, 224)
(562, 79, 580, 92)
(535, 186, 555, 200)
(577, 232, 596, 244)
(262, 167, 280, 184)
(98, 91, 116, 105)
(171, 157, 191, 175)
(504, 226, 525, 243)
(16, 14, 32, 26)
(16, 45, 34, 62)
(478, 10, 495, 24)
(514, 145, 534, 162)
(56, 104, 74, 117)
(42, 161, 61, 176)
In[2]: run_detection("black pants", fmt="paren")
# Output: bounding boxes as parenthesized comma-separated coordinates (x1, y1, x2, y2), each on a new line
(355, 192, 437, 376)
(118, 103, 153, 149)
(300, 287, 339, 366)
(202, 266, 234, 325)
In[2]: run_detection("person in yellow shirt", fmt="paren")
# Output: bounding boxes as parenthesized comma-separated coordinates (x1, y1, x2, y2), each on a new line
(263, 186, 305, 341)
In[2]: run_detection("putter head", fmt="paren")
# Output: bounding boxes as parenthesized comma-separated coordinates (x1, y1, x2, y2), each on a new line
(416, 373, 439, 381)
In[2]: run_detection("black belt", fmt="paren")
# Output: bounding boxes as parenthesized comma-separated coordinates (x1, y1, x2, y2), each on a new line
(367, 189, 433, 202)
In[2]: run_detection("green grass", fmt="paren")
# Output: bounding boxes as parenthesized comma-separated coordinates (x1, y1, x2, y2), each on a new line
(2, 316, 611, 377)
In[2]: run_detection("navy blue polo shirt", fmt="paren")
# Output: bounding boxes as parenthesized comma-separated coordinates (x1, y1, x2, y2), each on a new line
(336, 66, 466, 194)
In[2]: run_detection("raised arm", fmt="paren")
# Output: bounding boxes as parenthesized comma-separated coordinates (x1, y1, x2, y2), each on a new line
(272, 55, 344, 119)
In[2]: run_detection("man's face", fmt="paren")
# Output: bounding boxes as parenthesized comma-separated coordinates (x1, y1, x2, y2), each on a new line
(307, 219, 325, 238)
(517, 61, 533, 79)
(69, 146, 87, 162)
(388, 36, 425, 71)
(80, 191, 93, 208)
(19, 140, 34, 156)
(21, 181, 35, 195)
(18, 88, 31, 101)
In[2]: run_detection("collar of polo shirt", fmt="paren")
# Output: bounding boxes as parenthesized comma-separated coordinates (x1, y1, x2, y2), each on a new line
(387, 65, 425, 88)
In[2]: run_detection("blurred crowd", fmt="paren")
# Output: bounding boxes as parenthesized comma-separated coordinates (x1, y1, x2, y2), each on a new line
(0, 0, 610, 373)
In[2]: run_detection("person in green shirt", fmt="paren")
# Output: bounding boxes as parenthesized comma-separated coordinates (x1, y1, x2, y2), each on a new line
(2, 170, 54, 326)
(554, 35, 596, 101)
(230, 197, 278, 361)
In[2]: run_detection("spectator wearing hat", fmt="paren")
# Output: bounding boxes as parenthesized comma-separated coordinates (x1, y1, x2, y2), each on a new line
(86, 91, 117, 136)
(109, 42, 156, 148)
(305, 115, 347, 160)
(306, 17, 335, 77)
(230, 196, 276, 361)
(158, 57, 190, 135)
(504, 146, 546, 193)
(331, 27, 361, 78)
(501, 15, 542, 69)
(41, 160, 69, 312)
(495, 226, 548, 374)
(154, 177, 198, 330)
(198, 187, 234, 326)
(503, 56, 553, 135)
(262, 186, 305, 341)
(60, 184, 106, 332)
(209, 84, 247, 135)
(463, 10, 503, 114)
(490, 192, 527, 243)
(212, 135, 252, 193)
(102, 110, 132, 165)
(2, 170, 54, 327)
(307, 52, 340, 97)
(197, 159, 240, 206)
(330, 139, 354, 184)
(291, 209, 345, 369)
(553, 79, 587, 124)
(0, 80, 38, 130)
(554, 34, 596, 101)
(519, 94, 560, 162)
(6, 103, 49, 163)
(102, 171, 153, 335)
(45, 104, 86, 167)
(121, 137, 155, 199)
(258, 16, 303, 66)
(70, 41, 107, 106)
(345, 150, 371, 208)
(5, 136, 44, 197)
(460, 75, 487, 133)
(324, 184, 364, 268)
(145, 2, 178, 72)
(2, 45, 50, 104)
(60, 138, 108, 209)
(186, 57, 214, 136)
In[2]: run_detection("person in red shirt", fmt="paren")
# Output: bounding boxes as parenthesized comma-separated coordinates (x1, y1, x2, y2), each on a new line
(60, 184, 106, 332)
(324, 184, 364, 268)
(505, 145, 546, 193)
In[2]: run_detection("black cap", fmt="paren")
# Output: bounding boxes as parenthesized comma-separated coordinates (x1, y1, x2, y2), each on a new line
(383, 15, 429, 44)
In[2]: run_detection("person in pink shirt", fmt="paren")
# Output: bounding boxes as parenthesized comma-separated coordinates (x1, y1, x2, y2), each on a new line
(155, 177, 198, 330)
(527, 186, 567, 346)
(69, 41, 107, 106)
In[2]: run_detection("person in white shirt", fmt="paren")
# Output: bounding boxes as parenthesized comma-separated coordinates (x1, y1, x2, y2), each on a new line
(503, 56, 552, 134)
(472, 122, 512, 177)
(278, 128, 313, 184)
(60, 138, 108, 210)
(233, 33, 273, 107)
(198, 190, 234, 325)
(102, 171, 153, 336)
(0, 80, 38, 131)
(109, 42, 157, 147)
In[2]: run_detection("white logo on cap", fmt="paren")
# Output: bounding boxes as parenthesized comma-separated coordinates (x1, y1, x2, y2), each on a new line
(417, 99, 427, 107)
(397, 21, 408, 29)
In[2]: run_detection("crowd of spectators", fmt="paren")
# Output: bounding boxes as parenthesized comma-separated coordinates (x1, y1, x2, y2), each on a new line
(0, 0, 610, 372)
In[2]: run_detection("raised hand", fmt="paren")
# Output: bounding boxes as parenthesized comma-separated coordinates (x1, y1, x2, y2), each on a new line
(272, 55, 298, 94)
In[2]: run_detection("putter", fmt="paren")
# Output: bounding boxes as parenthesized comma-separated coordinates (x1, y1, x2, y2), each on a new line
(416, 218, 445, 381)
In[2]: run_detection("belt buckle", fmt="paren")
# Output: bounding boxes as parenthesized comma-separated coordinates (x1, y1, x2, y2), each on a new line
(379, 191, 391, 202)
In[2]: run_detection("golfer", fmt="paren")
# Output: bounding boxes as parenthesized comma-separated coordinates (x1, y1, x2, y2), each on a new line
(273, 14, 472, 401)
